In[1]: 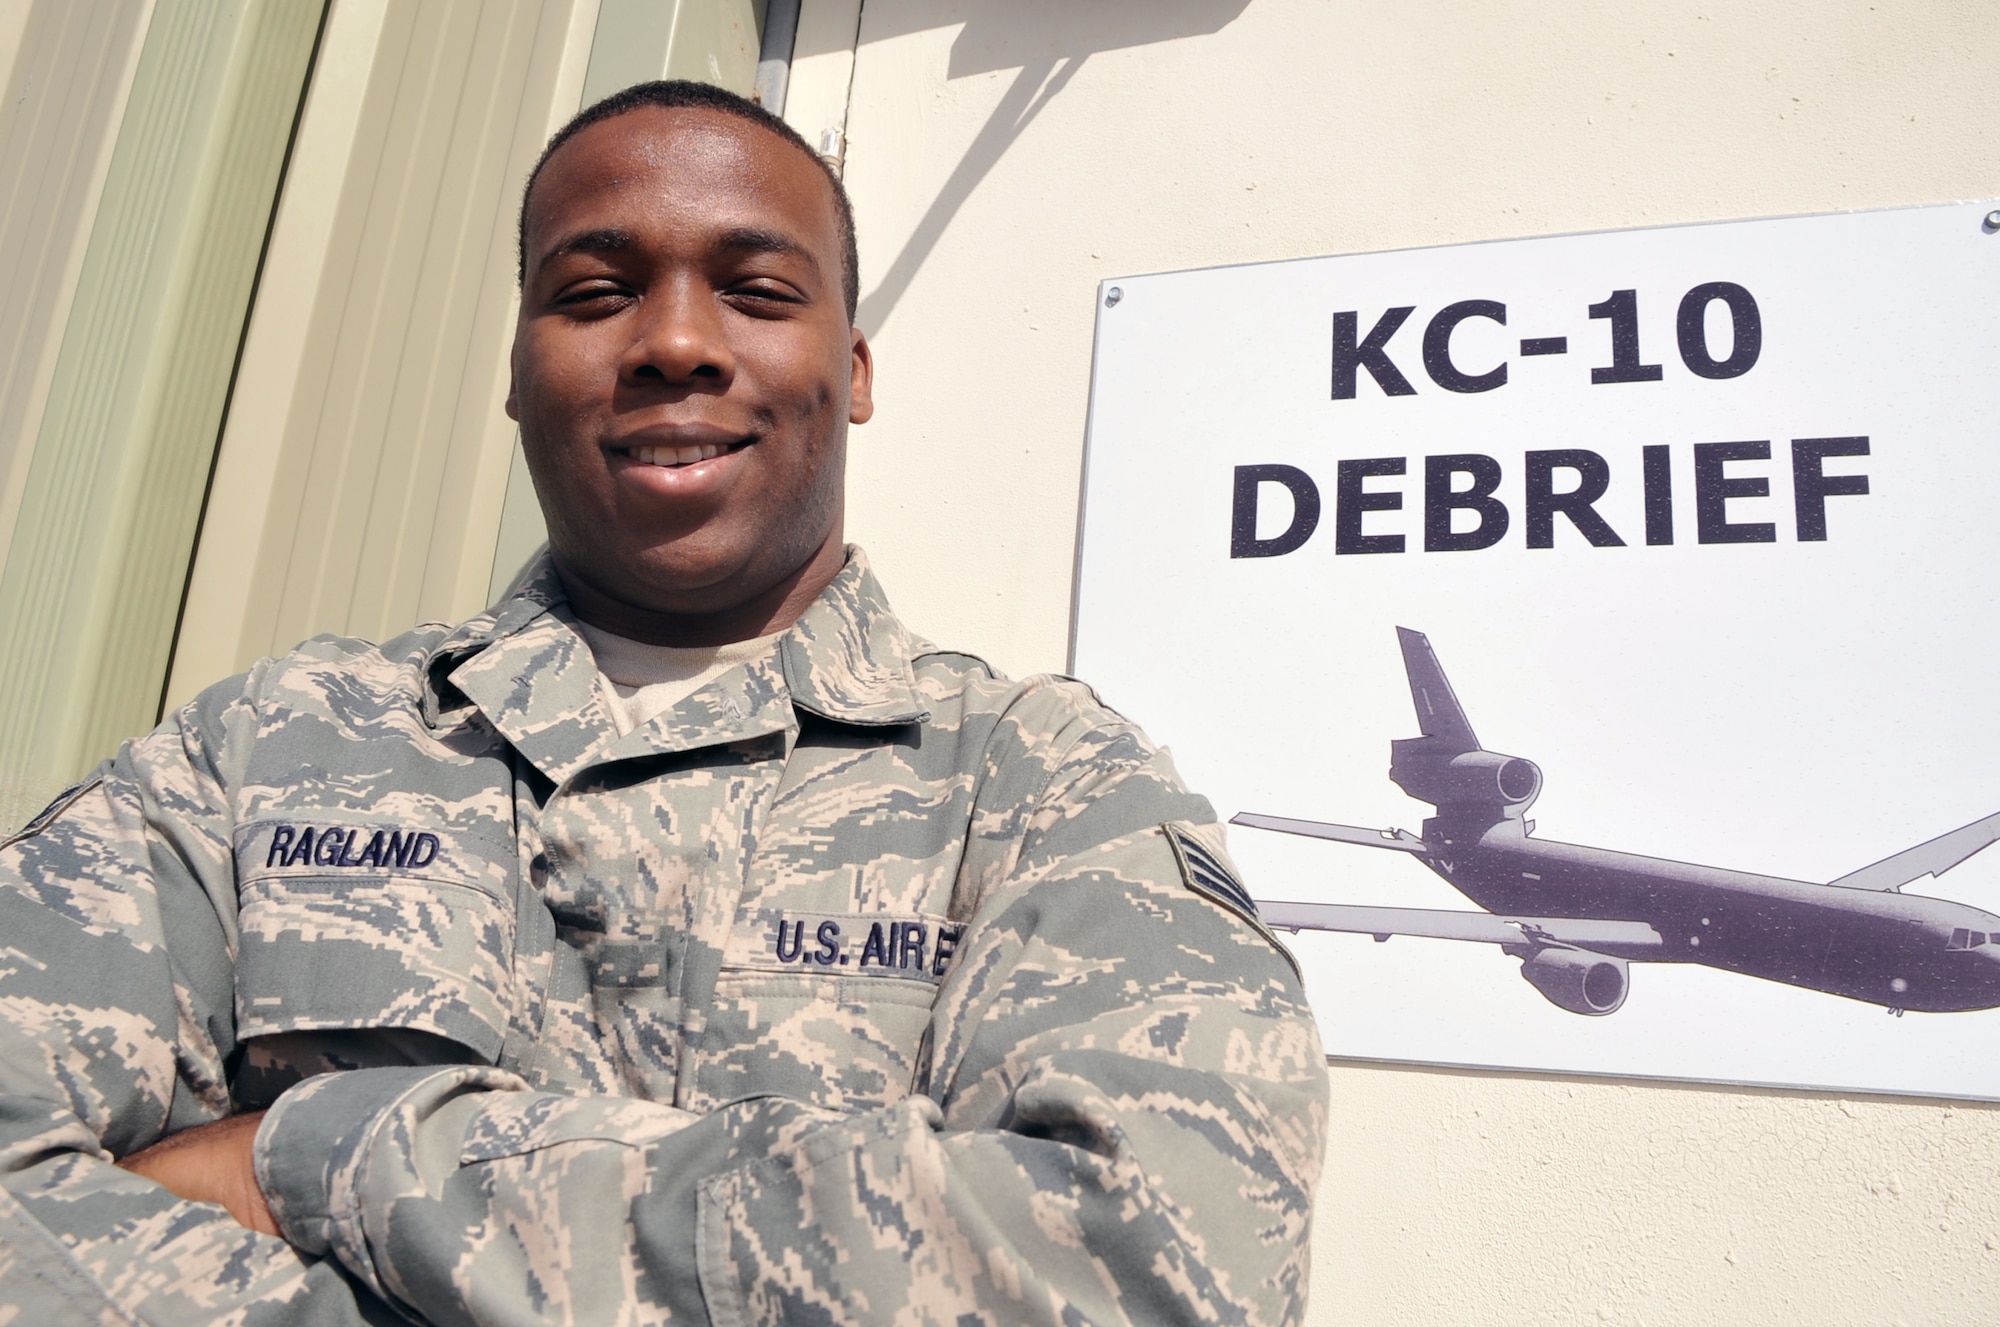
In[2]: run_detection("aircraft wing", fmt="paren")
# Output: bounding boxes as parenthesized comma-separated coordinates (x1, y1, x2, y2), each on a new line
(1829, 809, 2000, 893)
(1230, 813, 1426, 852)
(1255, 901, 1665, 956)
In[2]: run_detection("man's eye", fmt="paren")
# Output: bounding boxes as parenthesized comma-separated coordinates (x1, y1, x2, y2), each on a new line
(555, 283, 630, 309)
(727, 282, 805, 309)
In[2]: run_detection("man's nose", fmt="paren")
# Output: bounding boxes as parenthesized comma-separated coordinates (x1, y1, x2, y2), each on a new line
(623, 282, 734, 388)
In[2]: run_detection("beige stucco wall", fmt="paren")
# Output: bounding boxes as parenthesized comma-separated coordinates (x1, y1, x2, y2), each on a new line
(826, 2, 2000, 1322)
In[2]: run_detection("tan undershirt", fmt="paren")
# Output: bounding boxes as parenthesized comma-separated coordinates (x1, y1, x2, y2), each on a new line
(574, 620, 784, 736)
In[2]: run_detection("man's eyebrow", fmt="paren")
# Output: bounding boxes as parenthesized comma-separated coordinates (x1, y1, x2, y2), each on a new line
(715, 226, 822, 279)
(532, 225, 823, 282)
(534, 227, 638, 271)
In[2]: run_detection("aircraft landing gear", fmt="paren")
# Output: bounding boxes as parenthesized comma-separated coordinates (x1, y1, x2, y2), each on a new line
(1888, 1007, 1905, 1017)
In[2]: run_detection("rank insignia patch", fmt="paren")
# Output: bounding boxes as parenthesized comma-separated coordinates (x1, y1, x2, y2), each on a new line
(1164, 822, 1304, 982)
(1165, 822, 1260, 923)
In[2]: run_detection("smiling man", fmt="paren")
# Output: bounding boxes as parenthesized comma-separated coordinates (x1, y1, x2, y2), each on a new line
(0, 82, 1326, 1325)
(511, 86, 866, 643)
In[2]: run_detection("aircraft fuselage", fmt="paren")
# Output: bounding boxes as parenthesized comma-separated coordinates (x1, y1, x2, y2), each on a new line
(1426, 816, 2000, 1012)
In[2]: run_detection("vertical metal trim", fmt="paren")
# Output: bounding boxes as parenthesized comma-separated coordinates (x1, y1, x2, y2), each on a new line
(753, 0, 799, 113)
(1066, 281, 1116, 676)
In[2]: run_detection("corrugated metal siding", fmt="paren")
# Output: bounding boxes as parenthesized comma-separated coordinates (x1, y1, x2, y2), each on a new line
(168, 0, 599, 703)
(0, 0, 322, 830)
(0, 0, 151, 587)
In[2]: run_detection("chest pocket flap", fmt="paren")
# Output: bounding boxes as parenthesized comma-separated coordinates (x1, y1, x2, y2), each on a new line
(233, 821, 517, 1062)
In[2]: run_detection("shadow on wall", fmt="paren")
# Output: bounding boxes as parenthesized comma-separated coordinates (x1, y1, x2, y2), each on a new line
(852, 0, 1252, 339)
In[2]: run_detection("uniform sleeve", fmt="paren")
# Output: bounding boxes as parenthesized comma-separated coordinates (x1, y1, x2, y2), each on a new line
(253, 702, 1331, 1326)
(0, 672, 395, 1324)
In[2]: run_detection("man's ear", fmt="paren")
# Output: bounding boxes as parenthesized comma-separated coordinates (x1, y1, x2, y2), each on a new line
(848, 327, 874, 425)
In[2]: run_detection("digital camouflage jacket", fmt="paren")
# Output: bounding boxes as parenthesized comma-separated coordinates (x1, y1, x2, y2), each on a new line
(0, 549, 1328, 1326)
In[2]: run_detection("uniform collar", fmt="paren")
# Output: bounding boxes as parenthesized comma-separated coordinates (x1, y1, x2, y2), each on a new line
(778, 548, 933, 729)
(426, 547, 931, 783)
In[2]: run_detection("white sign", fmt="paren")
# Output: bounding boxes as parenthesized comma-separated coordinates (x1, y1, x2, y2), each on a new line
(1072, 202, 2000, 1100)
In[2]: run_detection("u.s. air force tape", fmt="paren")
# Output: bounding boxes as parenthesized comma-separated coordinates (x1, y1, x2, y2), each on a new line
(726, 910, 964, 983)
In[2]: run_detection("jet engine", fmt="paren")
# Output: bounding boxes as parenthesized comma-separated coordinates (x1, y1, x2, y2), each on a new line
(1518, 946, 1627, 1015)
(1391, 743, 1543, 814)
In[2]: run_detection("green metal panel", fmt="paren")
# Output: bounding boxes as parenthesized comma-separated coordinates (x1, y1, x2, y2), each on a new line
(581, 0, 758, 104)
(0, 0, 156, 565)
(659, 0, 759, 91)
(0, 0, 324, 830)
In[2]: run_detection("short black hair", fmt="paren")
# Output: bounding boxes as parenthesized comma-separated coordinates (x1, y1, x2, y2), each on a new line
(516, 79, 859, 323)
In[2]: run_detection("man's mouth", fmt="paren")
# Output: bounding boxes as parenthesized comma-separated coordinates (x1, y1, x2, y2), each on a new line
(625, 440, 748, 468)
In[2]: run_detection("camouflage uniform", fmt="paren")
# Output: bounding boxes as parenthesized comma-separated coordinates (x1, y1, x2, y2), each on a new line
(0, 548, 1327, 1326)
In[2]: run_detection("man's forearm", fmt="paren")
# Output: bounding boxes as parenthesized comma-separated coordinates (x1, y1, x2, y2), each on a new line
(0, 1099, 385, 1324)
(252, 1048, 1321, 1326)
(249, 851, 1327, 1327)
(116, 1110, 278, 1235)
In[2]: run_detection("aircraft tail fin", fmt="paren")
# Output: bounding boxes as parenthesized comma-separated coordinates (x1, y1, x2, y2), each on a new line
(1829, 810, 2000, 893)
(1397, 627, 1479, 753)
(1388, 628, 1541, 820)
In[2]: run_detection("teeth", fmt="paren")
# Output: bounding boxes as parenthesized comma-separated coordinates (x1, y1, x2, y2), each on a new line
(632, 443, 729, 467)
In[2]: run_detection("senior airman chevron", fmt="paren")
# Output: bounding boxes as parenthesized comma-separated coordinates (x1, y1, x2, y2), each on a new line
(1167, 821, 1260, 921)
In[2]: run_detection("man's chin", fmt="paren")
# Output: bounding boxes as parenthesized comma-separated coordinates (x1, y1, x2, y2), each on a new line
(549, 538, 844, 641)
(565, 557, 753, 613)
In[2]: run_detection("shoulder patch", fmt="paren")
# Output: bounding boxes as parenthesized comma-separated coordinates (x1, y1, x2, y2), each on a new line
(1163, 821, 1304, 983)
(1165, 823, 1260, 921)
